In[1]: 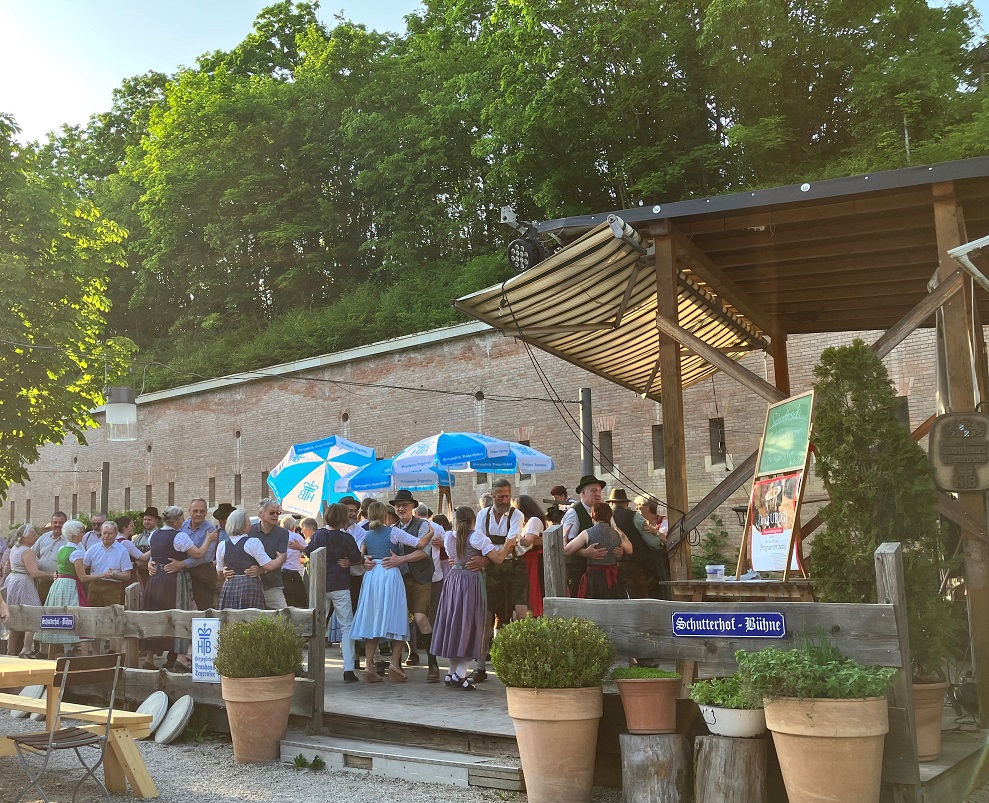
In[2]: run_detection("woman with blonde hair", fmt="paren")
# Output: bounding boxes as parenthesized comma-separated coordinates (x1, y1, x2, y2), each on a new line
(350, 501, 430, 683)
(2, 524, 54, 657)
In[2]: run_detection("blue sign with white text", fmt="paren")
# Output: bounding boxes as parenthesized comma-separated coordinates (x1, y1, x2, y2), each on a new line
(40, 615, 75, 630)
(672, 612, 786, 638)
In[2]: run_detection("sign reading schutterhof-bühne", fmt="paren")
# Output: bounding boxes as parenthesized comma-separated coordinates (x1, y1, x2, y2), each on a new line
(191, 618, 221, 683)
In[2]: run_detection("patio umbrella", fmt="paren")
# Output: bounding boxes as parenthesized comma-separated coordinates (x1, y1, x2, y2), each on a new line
(467, 442, 555, 474)
(334, 458, 457, 495)
(267, 435, 376, 517)
(391, 432, 511, 474)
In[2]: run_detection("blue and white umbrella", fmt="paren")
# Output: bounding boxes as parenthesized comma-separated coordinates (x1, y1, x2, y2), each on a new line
(268, 435, 377, 517)
(468, 442, 555, 474)
(391, 432, 511, 474)
(334, 458, 457, 495)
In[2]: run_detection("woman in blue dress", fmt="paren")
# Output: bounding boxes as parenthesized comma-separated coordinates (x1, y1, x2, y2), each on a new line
(350, 501, 430, 683)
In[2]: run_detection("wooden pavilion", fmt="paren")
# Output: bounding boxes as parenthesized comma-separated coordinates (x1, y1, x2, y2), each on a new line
(455, 156, 989, 724)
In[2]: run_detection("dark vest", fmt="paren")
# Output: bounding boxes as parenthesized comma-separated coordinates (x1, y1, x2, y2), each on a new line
(396, 518, 433, 585)
(612, 505, 649, 565)
(251, 524, 289, 589)
(224, 537, 260, 576)
(567, 503, 593, 570)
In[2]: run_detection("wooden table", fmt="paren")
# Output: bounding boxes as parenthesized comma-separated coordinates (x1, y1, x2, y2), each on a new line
(663, 579, 815, 602)
(0, 655, 157, 798)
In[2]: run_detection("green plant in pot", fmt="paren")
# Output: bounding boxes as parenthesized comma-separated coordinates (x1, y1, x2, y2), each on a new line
(214, 615, 304, 763)
(689, 674, 765, 737)
(491, 616, 615, 803)
(609, 666, 681, 735)
(810, 339, 964, 761)
(736, 638, 896, 803)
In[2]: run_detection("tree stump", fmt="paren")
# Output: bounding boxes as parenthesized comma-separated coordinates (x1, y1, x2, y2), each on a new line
(620, 733, 691, 803)
(694, 735, 768, 803)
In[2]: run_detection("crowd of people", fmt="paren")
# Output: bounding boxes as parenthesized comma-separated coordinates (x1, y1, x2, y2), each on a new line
(0, 473, 672, 687)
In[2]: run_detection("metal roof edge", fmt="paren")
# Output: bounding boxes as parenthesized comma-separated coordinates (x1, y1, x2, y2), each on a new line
(113, 321, 492, 409)
(533, 156, 989, 235)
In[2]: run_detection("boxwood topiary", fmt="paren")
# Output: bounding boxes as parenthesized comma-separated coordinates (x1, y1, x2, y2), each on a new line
(213, 615, 305, 679)
(491, 616, 615, 689)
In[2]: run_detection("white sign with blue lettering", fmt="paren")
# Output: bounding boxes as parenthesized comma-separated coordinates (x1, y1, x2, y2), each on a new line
(40, 615, 75, 629)
(192, 618, 221, 683)
(672, 612, 786, 638)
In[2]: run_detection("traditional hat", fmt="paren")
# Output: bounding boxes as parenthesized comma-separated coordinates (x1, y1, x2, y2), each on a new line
(338, 495, 360, 509)
(389, 489, 419, 507)
(141, 507, 159, 519)
(606, 488, 630, 503)
(213, 503, 236, 521)
(575, 474, 606, 493)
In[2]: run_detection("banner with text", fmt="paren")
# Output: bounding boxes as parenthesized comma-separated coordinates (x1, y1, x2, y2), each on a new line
(748, 471, 803, 572)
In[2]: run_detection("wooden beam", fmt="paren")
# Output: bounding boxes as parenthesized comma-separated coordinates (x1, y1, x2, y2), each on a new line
(306, 547, 326, 736)
(933, 179, 989, 727)
(613, 262, 641, 327)
(672, 227, 779, 339)
(772, 334, 790, 395)
(655, 314, 786, 404)
(938, 494, 989, 542)
(872, 269, 964, 359)
(653, 225, 692, 581)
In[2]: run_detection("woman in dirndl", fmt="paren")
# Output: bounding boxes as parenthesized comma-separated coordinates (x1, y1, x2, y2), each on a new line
(41, 520, 111, 655)
(431, 506, 518, 690)
(515, 495, 546, 616)
(215, 509, 284, 609)
(141, 505, 217, 671)
(564, 502, 632, 599)
(3, 523, 54, 657)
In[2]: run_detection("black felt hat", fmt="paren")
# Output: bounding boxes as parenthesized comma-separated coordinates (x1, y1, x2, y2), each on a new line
(213, 503, 236, 521)
(389, 489, 419, 507)
(575, 474, 606, 493)
(140, 507, 159, 519)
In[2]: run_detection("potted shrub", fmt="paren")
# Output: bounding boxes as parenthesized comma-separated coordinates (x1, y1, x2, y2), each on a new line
(214, 615, 304, 763)
(736, 639, 896, 803)
(810, 339, 964, 761)
(491, 616, 615, 803)
(689, 674, 765, 737)
(611, 666, 681, 734)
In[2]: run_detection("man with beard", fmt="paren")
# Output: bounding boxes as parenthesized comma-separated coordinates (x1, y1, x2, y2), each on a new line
(32, 511, 67, 602)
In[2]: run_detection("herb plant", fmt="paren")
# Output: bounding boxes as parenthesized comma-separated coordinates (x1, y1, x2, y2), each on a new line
(611, 666, 680, 680)
(691, 515, 733, 580)
(689, 674, 761, 709)
(214, 615, 304, 679)
(491, 616, 615, 689)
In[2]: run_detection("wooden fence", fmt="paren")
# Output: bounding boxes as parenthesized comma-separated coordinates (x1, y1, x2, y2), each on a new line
(6, 548, 328, 736)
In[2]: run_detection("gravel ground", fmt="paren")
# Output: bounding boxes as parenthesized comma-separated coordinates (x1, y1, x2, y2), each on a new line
(0, 709, 621, 803)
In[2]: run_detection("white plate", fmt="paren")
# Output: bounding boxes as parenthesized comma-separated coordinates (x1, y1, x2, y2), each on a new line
(154, 694, 194, 745)
(29, 689, 47, 721)
(11, 686, 44, 719)
(136, 691, 170, 737)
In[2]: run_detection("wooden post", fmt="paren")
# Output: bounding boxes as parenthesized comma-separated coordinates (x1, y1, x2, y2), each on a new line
(875, 543, 921, 799)
(933, 181, 989, 726)
(543, 526, 568, 599)
(620, 733, 691, 803)
(306, 547, 326, 736)
(123, 582, 141, 668)
(772, 334, 790, 395)
(694, 735, 768, 803)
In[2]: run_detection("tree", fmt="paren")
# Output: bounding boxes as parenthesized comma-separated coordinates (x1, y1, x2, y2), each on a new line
(0, 114, 132, 502)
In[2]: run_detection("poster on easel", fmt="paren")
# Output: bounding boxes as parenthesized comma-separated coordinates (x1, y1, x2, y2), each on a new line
(748, 471, 804, 572)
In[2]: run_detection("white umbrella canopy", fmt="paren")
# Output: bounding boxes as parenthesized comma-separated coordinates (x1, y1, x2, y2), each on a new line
(267, 435, 376, 517)
(391, 432, 511, 474)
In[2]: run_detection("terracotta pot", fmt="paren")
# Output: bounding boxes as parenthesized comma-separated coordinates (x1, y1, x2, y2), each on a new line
(699, 705, 766, 737)
(764, 697, 888, 803)
(506, 686, 602, 803)
(221, 673, 296, 763)
(913, 681, 949, 762)
(615, 677, 680, 734)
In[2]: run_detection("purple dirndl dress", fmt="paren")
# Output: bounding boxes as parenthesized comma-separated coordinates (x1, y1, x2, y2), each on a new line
(430, 535, 488, 660)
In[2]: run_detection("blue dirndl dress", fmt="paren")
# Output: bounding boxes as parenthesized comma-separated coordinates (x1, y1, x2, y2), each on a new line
(350, 526, 414, 642)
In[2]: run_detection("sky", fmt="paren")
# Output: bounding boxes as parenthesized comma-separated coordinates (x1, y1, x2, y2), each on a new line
(1, 1, 988, 145)
(0, 0, 422, 143)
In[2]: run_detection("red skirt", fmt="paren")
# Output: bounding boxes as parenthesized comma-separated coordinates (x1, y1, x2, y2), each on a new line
(523, 548, 544, 616)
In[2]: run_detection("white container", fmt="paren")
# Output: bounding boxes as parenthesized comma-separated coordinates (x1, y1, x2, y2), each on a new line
(700, 705, 767, 737)
(705, 564, 726, 581)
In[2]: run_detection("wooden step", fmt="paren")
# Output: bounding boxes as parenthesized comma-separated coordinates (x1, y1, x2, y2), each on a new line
(281, 730, 524, 791)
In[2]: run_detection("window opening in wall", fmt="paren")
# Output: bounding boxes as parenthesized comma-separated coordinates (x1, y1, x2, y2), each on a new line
(168, 482, 175, 506)
(25, 499, 31, 524)
(651, 424, 666, 469)
(599, 430, 615, 473)
(709, 417, 727, 467)
(234, 474, 242, 506)
(54, 496, 59, 515)
(518, 439, 531, 482)
(208, 477, 216, 507)
(9, 501, 14, 526)
(476, 472, 488, 486)
(146, 485, 153, 508)
(123, 488, 130, 511)
(262, 471, 269, 500)
(71, 494, 77, 517)
(895, 395, 910, 430)
(90, 491, 97, 514)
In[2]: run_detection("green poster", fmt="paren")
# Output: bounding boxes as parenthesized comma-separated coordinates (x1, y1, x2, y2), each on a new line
(756, 391, 814, 476)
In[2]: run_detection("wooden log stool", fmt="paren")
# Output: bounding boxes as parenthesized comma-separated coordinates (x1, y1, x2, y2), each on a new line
(694, 735, 768, 803)
(620, 733, 691, 803)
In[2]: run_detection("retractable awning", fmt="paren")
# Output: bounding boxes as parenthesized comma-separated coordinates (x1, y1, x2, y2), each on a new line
(454, 216, 768, 403)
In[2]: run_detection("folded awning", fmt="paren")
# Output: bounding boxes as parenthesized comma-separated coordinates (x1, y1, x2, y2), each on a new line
(454, 216, 769, 403)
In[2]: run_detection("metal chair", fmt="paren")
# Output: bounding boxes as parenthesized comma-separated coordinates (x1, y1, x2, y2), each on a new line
(10, 652, 124, 803)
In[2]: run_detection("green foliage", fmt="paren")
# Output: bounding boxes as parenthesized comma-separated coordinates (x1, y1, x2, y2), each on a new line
(736, 639, 896, 701)
(810, 339, 963, 680)
(292, 754, 308, 770)
(689, 674, 762, 710)
(692, 515, 734, 580)
(611, 666, 680, 680)
(309, 755, 325, 772)
(213, 615, 304, 679)
(491, 616, 615, 689)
